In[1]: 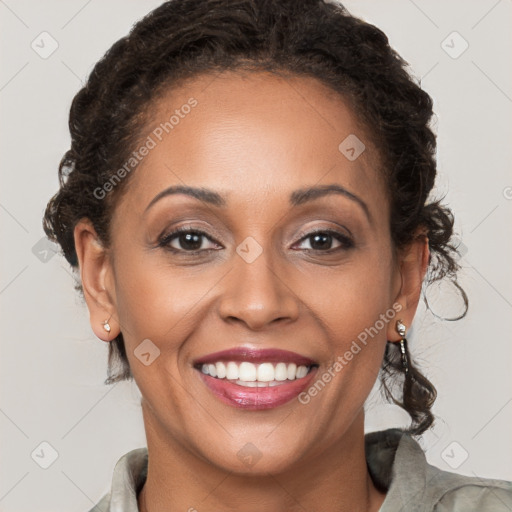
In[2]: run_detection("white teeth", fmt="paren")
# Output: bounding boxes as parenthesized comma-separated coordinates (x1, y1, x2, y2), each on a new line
(235, 380, 285, 388)
(207, 364, 217, 377)
(226, 361, 239, 380)
(257, 362, 275, 382)
(287, 363, 297, 380)
(239, 362, 257, 381)
(200, 361, 313, 382)
(215, 362, 226, 379)
(296, 365, 308, 378)
(236, 380, 257, 387)
(275, 362, 288, 381)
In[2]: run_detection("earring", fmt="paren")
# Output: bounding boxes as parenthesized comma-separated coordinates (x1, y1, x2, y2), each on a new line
(102, 320, 111, 333)
(396, 319, 409, 375)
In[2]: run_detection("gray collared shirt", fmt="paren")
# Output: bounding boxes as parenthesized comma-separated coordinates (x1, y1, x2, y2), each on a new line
(89, 429, 512, 511)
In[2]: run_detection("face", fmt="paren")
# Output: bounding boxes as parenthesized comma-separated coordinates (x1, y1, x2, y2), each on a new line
(76, 71, 428, 474)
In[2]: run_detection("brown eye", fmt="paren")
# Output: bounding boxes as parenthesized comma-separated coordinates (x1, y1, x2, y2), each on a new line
(158, 228, 221, 253)
(295, 230, 354, 252)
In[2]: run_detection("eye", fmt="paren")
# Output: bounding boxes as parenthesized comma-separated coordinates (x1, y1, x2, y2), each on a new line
(294, 229, 354, 252)
(157, 227, 354, 254)
(158, 227, 221, 253)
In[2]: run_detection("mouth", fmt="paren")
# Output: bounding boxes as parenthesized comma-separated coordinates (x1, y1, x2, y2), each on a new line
(193, 348, 319, 410)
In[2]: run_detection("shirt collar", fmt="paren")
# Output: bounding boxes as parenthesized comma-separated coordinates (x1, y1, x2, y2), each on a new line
(107, 447, 148, 512)
(366, 428, 429, 511)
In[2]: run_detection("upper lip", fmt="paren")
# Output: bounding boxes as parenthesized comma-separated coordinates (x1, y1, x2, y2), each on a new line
(194, 347, 318, 367)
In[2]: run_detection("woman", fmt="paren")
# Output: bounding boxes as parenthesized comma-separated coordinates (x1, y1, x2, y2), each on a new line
(43, 0, 512, 510)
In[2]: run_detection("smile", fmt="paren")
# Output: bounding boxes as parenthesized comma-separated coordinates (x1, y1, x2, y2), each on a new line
(194, 348, 319, 409)
(200, 361, 313, 385)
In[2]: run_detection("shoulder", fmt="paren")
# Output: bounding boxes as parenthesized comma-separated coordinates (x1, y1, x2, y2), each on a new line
(366, 429, 512, 512)
(87, 447, 148, 512)
(424, 461, 512, 511)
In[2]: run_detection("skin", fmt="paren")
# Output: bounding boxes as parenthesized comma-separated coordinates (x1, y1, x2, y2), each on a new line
(74, 71, 429, 512)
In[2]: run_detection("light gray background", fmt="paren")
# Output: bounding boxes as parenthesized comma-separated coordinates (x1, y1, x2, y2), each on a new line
(1, 1, 511, 510)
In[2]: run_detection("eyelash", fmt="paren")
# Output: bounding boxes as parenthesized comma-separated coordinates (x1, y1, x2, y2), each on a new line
(157, 226, 354, 254)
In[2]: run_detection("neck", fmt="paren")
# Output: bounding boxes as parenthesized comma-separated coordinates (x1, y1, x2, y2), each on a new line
(138, 404, 386, 512)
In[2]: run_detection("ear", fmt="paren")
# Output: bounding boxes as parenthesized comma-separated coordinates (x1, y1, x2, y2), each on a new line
(74, 218, 120, 342)
(387, 228, 430, 342)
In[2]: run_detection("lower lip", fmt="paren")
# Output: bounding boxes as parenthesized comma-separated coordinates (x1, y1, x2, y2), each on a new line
(197, 367, 318, 410)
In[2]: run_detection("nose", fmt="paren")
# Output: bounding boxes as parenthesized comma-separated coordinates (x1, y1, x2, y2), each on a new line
(217, 248, 301, 331)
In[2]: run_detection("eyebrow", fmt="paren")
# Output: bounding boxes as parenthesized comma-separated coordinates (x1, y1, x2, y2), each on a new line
(144, 184, 371, 222)
(290, 184, 371, 221)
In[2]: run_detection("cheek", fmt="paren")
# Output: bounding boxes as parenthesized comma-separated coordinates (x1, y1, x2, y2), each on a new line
(314, 279, 392, 385)
(304, 246, 395, 341)
(114, 260, 214, 338)
(301, 245, 395, 396)
(112, 249, 229, 383)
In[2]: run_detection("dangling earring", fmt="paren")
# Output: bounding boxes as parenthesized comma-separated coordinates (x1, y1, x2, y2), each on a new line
(102, 320, 111, 333)
(396, 319, 409, 375)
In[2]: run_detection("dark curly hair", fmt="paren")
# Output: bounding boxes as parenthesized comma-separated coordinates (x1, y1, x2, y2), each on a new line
(43, 0, 468, 436)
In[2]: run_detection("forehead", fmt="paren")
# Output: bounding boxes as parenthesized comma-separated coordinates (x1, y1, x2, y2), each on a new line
(119, 71, 386, 217)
